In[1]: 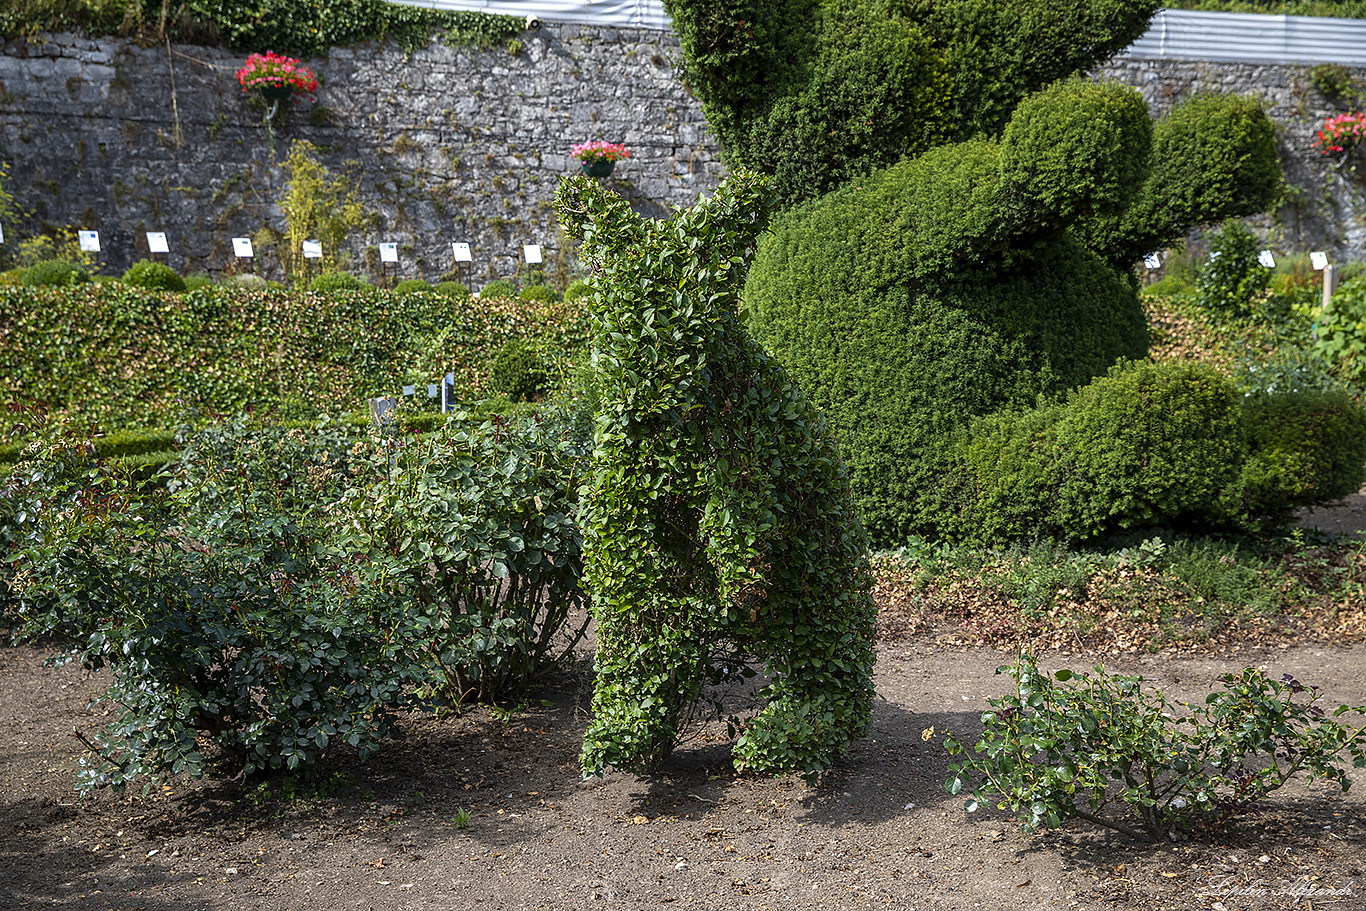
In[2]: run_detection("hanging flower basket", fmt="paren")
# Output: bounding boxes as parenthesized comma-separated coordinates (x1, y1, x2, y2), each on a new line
(236, 51, 319, 103)
(571, 140, 630, 178)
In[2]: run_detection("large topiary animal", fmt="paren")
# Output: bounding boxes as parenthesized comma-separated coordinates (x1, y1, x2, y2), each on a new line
(556, 171, 876, 778)
(662, 0, 1308, 545)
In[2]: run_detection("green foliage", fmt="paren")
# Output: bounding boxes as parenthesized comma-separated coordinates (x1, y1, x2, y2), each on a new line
(1198, 219, 1271, 317)
(518, 283, 558, 302)
(563, 279, 593, 302)
(121, 259, 186, 292)
(280, 141, 365, 286)
(183, 272, 214, 291)
(1222, 382, 1366, 530)
(0, 162, 19, 270)
(746, 81, 1155, 545)
(1315, 275, 1366, 385)
(308, 270, 366, 292)
(7, 418, 427, 792)
(665, 0, 1160, 205)
(558, 170, 876, 779)
(1309, 62, 1357, 104)
(394, 279, 432, 294)
(434, 281, 470, 298)
(945, 655, 1366, 841)
(490, 338, 550, 403)
(0, 284, 584, 428)
(21, 258, 90, 287)
(947, 363, 1244, 543)
(480, 279, 516, 300)
(1081, 92, 1281, 271)
(332, 412, 589, 704)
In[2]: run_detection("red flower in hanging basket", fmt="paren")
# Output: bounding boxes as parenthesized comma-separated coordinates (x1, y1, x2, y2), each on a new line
(236, 51, 319, 100)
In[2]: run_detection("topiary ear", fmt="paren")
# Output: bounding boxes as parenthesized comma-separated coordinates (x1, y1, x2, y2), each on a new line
(997, 80, 1151, 228)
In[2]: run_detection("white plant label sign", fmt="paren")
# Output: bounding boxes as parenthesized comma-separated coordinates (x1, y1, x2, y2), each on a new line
(428, 384, 440, 398)
(453, 242, 472, 262)
(1257, 250, 1276, 269)
(0, 223, 4, 244)
(402, 385, 416, 396)
(379, 243, 399, 264)
(78, 230, 101, 253)
(1143, 252, 1161, 270)
(1311, 251, 1329, 271)
(524, 244, 543, 264)
(147, 232, 169, 254)
(302, 240, 323, 259)
(232, 237, 254, 258)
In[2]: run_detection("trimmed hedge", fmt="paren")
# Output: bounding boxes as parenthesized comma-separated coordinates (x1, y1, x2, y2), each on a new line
(0, 284, 588, 429)
(122, 260, 186, 293)
(21, 259, 89, 287)
(480, 279, 516, 300)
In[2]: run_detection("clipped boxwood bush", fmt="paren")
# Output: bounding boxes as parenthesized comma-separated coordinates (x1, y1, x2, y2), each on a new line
(122, 259, 186, 293)
(21, 259, 90, 287)
(434, 281, 470, 299)
(183, 273, 214, 291)
(518, 283, 558, 302)
(490, 338, 550, 403)
(563, 279, 593, 302)
(480, 279, 516, 299)
(745, 78, 1280, 546)
(394, 279, 432, 294)
(308, 271, 366, 292)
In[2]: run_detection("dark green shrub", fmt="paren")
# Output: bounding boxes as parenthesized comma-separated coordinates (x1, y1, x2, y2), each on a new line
(947, 363, 1244, 543)
(563, 279, 593, 302)
(121, 259, 186, 293)
(518, 283, 558, 302)
(666, 0, 1160, 205)
(745, 81, 1154, 545)
(394, 278, 432, 294)
(490, 338, 550, 403)
(480, 279, 516, 299)
(434, 280, 470, 298)
(1198, 219, 1270, 317)
(308, 270, 366, 292)
(183, 273, 214, 291)
(21, 259, 90, 287)
(558, 170, 876, 779)
(1221, 385, 1366, 530)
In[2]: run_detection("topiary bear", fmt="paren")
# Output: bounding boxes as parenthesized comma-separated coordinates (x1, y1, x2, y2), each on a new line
(556, 170, 877, 778)
(742, 78, 1284, 544)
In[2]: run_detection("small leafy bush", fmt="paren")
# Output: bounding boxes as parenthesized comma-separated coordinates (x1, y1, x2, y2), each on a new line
(435, 280, 470, 298)
(332, 412, 589, 703)
(489, 338, 550, 403)
(1310, 62, 1356, 104)
(563, 279, 593, 302)
(8, 418, 426, 792)
(394, 279, 432, 294)
(21, 259, 90, 287)
(518, 283, 558, 302)
(480, 279, 516, 299)
(1314, 275, 1366, 385)
(946, 655, 1366, 842)
(121, 259, 186, 292)
(309, 270, 366, 292)
(1199, 218, 1271, 317)
(183, 273, 214, 290)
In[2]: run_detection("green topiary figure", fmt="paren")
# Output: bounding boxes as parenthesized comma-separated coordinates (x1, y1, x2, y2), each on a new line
(744, 78, 1283, 544)
(556, 170, 876, 778)
(665, 0, 1165, 206)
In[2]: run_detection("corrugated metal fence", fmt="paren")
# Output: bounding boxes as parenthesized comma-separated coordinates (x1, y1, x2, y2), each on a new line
(1124, 9, 1366, 66)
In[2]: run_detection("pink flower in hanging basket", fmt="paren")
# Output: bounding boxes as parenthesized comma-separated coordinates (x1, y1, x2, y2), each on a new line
(570, 141, 631, 164)
(236, 51, 319, 100)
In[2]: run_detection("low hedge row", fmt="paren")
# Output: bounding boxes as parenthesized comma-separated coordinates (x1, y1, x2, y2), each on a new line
(0, 284, 589, 430)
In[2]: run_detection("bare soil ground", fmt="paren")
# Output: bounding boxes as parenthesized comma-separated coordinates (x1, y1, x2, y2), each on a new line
(2, 494, 1363, 911)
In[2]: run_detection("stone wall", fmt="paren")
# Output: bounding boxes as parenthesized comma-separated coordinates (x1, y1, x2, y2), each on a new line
(0, 25, 725, 283)
(1097, 56, 1366, 260)
(3, 29, 1365, 281)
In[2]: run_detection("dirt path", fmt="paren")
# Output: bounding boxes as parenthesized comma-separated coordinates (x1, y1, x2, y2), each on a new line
(3, 635, 1364, 911)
